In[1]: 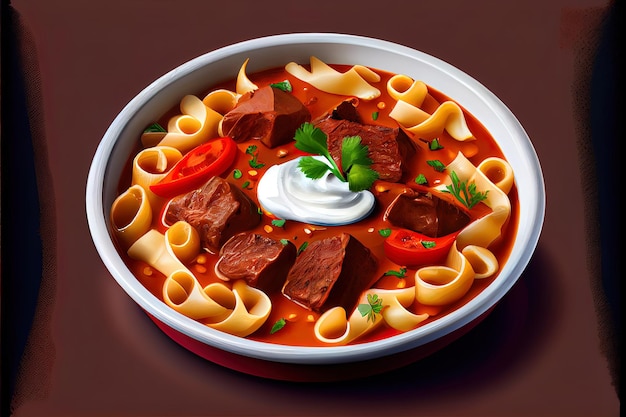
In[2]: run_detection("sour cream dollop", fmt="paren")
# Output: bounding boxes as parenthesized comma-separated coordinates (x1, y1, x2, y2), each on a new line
(256, 156, 375, 226)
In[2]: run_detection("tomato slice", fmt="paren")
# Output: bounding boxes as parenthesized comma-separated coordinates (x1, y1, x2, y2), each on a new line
(384, 228, 458, 268)
(150, 137, 237, 198)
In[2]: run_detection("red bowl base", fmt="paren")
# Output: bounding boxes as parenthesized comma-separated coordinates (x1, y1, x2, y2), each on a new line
(147, 310, 491, 382)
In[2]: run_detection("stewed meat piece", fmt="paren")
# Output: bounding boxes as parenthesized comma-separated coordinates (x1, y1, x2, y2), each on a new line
(282, 233, 378, 313)
(221, 85, 311, 148)
(165, 176, 261, 253)
(216, 232, 297, 292)
(384, 188, 471, 237)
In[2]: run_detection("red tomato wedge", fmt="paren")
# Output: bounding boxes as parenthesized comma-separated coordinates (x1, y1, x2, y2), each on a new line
(384, 228, 458, 268)
(150, 137, 237, 198)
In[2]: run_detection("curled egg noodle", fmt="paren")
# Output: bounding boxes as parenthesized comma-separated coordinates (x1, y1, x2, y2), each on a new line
(387, 75, 474, 141)
(314, 287, 429, 344)
(286, 56, 381, 100)
(439, 152, 513, 250)
(128, 229, 272, 337)
(156, 95, 229, 153)
(110, 185, 153, 249)
(131, 146, 183, 211)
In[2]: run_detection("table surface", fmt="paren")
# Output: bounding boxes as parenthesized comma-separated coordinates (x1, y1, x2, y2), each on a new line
(3, 0, 620, 416)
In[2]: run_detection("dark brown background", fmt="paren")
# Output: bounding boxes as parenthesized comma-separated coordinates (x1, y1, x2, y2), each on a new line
(1, 0, 620, 416)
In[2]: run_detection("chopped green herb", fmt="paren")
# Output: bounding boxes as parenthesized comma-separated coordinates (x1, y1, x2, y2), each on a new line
(270, 80, 292, 92)
(429, 138, 444, 150)
(144, 122, 166, 133)
(427, 159, 446, 172)
(241, 180, 251, 189)
(294, 123, 378, 192)
(414, 174, 428, 185)
(443, 170, 489, 209)
(245, 145, 265, 169)
(378, 228, 392, 237)
(384, 267, 407, 278)
(233, 169, 243, 179)
(270, 318, 286, 334)
(271, 218, 286, 228)
(297, 241, 309, 255)
(421, 240, 436, 249)
(357, 293, 384, 323)
(372, 111, 379, 120)
(280, 238, 290, 246)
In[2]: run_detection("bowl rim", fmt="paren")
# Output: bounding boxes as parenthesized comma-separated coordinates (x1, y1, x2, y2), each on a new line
(86, 32, 546, 365)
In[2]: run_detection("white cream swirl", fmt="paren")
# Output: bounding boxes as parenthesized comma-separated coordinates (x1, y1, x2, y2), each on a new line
(256, 156, 375, 226)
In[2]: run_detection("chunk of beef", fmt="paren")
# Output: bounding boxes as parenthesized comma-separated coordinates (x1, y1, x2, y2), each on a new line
(282, 233, 378, 313)
(384, 188, 470, 237)
(216, 232, 297, 292)
(221, 86, 311, 148)
(315, 117, 417, 183)
(329, 100, 361, 123)
(165, 176, 260, 253)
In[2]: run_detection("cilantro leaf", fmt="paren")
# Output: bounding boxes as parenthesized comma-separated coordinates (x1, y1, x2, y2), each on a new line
(270, 80, 292, 92)
(294, 123, 332, 156)
(443, 170, 489, 209)
(346, 163, 379, 192)
(427, 159, 446, 172)
(297, 157, 333, 179)
(271, 218, 286, 228)
(357, 293, 384, 323)
(341, 136, 371, 170)
(384, 267, 407, 278)
(270, 318, 286, 334)
(144, 122, 166, 133)
(294, 122, 378, 192)
(245, 145, 265, 169)
(297, 241, 309, 255)
(414, 174, 428, 185)
(429, 138, 444, 150)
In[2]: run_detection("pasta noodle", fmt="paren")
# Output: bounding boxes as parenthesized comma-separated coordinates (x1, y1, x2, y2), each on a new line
(388, 99, 474, 141)
(314, 305, 382, 345)
(163, 270, 231, 320)
(131, 146, 183, 210)
(127, 229, 187, 278)
(387, 75, 428, 106)
(478, 156, 515, 195)
(157, 95, 224, 153)
(375, 287, 429, 332)
(314, 287, 428, 344)
(207, 280, 272, 337)
(438, 153, 512, 250)
(236, 58, 259, 95)
(415, 242, 475, 306)
(164, 221, 201, 264)
(461, 245, 499, 279)
(110, 184, 153, 249)
(387, 74, 474, 141)
(286, 56, 381, 100)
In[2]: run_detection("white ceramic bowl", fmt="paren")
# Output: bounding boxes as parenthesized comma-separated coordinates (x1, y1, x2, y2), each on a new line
(86, 33, 545, 381)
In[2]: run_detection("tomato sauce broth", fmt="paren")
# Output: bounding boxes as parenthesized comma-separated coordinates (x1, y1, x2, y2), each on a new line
(118, 64, 519, 347)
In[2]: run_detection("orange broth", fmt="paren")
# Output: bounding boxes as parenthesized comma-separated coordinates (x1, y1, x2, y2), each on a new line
(116, 64, 519, 347)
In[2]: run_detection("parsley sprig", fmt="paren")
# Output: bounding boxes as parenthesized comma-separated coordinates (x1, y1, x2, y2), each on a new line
(245, 145, 265, 169)
(357, 293, 384, 323)
(294, 123, 378, 192)
(444, 170, 489, 209)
